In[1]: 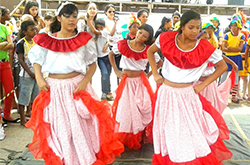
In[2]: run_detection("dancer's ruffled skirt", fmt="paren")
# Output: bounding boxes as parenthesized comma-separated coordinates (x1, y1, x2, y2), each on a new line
(199, 71, 234, 114)
(112, 73, 154, 149)
(26, 75, 124, 165)
(153, 84, 232, 165)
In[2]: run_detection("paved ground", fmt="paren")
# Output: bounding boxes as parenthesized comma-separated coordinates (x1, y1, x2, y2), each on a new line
(0, 69, 250, 165)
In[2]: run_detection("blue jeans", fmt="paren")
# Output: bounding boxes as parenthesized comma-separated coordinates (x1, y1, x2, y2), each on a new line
(18, 76, 40, 106)
(98, 55, 112, 94)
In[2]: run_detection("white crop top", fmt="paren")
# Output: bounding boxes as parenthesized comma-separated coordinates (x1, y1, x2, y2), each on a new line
(113, 40, 161, 71)
(202, 66, 215, 77)
(28, 33, 97, 75)
(155, 35, 223, 83)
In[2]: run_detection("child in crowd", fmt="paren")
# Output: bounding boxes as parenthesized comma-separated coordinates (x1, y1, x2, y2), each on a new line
(39, 12, 54, 34)
(201, 21, 219, 48)
(221, 17, 244, 103)
(0, 8, 16, 140)
(0, 6, 12, 34)
(23, 1, 45, 31)
(84, 6, 117, 100)
(154, 17, 173, 39)
(199, 22, 238, 114)
(16, 20, 39, 126)
(1, 6, 19, 110)
(87, 17, 116, 101)
(137, 9, 150, 73)
(137, 9, 149, 25)
(172, 10, 181, 27)
(125, 13, 140, 40)
(95, 18, 113, 100)
(109, 24, 161, 149)
(147, 10, 232, 164)
(104, 4, 122, 85)
(26, 2, 123, 164)
(210, 13, 223, 48)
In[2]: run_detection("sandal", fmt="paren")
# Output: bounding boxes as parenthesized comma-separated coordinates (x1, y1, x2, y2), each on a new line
(231, 98, 240, 104)
(2, 122, 8, 128)
(3, 118, 21, 123)
(243, 96, 248, 100)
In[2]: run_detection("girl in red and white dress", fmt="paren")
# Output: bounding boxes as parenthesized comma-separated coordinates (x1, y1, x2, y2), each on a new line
(147, 10, 232, 164)
(109, 24, 161, 150)
(26, 2, 124, 165)
(198, 23, 238, 114)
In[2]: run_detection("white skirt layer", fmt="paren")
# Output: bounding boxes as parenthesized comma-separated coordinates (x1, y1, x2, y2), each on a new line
(153, 84, 219, 163)
(44, 75, 100, 165)
(116, 76, 152, 134)
(199, 79, 230, 114)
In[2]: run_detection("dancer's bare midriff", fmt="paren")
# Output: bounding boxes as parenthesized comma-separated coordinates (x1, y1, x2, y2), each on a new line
(49, 71, 80, 79)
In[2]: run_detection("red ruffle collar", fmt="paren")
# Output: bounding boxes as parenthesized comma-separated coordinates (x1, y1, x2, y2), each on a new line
(117, 40, 149, 60)
(33, 32, 92, 52)
(160, 31, 216, 69)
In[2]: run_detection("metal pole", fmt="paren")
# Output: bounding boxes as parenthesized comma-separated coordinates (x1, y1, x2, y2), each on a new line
(207, 5, 210, 16)
(36, 0, 42, 16)
(9, 0, 26, 16)
(149, 0, 152, 14)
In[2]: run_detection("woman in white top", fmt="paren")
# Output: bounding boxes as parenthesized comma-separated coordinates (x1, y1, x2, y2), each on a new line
(85, 16, 117, 101)
(109, 24, 161, 150)
(23, 1, 45, 32)
(147, 10, 232, 164)
(77, 3, 98, 35)
(26, 2, 123, 165)
(104, 4, 122, 84)
(77, 2, 98, 58)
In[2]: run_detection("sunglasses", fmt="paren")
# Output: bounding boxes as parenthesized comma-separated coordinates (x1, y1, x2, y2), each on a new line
(62, 13, 78, 18)
(108, 11, 115, 13)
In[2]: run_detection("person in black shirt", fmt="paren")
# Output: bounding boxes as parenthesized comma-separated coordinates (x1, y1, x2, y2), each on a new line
(154, 16, 173, 39)
(154, 17, 173, 75)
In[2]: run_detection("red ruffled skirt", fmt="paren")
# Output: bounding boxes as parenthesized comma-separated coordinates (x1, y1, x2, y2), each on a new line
(26, 75, 124, 165)
(153, 84, 232, 165)
(199, 70, 235, 114)
(112, 73, 155, 149)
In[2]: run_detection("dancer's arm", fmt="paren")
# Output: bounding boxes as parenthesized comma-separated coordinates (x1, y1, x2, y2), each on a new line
(108, 51, 124, 78)
(222, 55, 238, 72)
(194, 60, 228, 93)
(74, 62, 96, 93)
(147, 44, 163, 84)
(34, 63, 49, 91)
